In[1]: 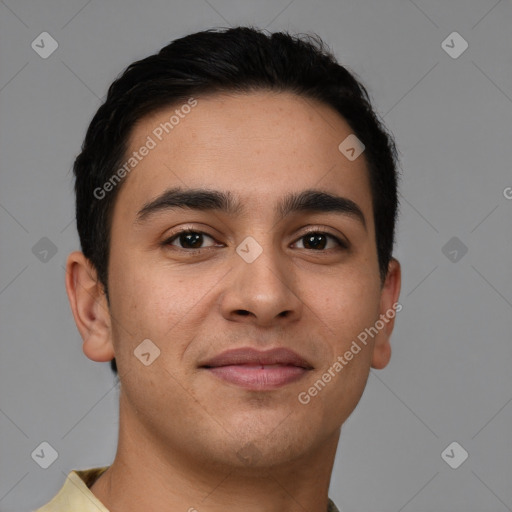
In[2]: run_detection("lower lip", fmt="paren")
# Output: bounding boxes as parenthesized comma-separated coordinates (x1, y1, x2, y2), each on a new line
(204, 365, 309, 390)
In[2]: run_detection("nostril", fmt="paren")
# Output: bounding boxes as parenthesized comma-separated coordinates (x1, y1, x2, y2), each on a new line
(235, 310, 250, 316)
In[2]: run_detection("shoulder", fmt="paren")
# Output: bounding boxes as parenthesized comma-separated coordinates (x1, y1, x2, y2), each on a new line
(33, 467, 110, 512)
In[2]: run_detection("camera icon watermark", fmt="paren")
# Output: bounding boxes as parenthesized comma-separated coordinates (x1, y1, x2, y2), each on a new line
(441, 441, 468, 469)
(441, 31, 468, 59)
(31, 32, 59, 59)
(134, 338, 161, 366)
(32, 237, 58, 263)
(236, 236, 263, 263)
(338, 134, 365, 161)
(442, 236, 468, 263)
(31, 441, 58, 469)
(236, 442, 262, 465)
(503, 187, 512, 200)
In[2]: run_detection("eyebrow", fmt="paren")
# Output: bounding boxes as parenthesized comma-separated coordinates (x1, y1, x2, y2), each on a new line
(135, 187, 366, 229)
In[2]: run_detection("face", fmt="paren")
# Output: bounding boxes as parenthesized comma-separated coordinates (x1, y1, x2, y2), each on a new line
(82, 91, 400, 470)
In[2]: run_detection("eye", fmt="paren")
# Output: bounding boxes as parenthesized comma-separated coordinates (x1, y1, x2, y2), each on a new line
(164, 230, 218, 250)
(293, 230, 347, 251)
(162, 228, 347, 252)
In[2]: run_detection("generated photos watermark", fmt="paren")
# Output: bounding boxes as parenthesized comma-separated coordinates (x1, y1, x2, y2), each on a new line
(298, 301, 402, 405)
(93, 97, 198, 200)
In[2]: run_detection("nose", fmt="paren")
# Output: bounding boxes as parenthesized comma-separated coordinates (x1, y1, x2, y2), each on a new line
(219, 240, 303, 328)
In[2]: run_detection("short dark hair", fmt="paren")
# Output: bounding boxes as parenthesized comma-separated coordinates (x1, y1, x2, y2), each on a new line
(72, 26, 400, 375)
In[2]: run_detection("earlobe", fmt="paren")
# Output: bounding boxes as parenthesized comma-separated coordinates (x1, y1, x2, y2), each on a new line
(371, 258, 401, 370)
(65, 251, 115, 363)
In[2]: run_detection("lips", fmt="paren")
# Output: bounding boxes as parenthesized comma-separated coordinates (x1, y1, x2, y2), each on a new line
(199, 347, 313, 369)
(199, 347, 313, 390)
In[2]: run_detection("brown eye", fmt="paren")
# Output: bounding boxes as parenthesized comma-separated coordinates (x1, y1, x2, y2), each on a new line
(165, 230, 216, 250)
(293, 231, 347, 251)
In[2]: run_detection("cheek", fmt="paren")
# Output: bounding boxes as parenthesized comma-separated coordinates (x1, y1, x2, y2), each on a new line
(318, 271, 381, 350)
(108, 262, 219, 363)
(313, 271, 381, 412)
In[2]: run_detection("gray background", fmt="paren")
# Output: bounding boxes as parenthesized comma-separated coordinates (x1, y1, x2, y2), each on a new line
(1, 0, 511, 511)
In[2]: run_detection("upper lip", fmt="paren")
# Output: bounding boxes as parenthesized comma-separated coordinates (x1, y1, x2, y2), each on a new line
(199, 347, 313, 369)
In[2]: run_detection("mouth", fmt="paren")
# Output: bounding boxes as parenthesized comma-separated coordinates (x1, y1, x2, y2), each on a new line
(199, 347, 313, 390)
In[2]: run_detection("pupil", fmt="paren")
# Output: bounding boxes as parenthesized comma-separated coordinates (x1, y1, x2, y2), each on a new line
(305, 234, 326, 250)
(182, 232, 202, 248)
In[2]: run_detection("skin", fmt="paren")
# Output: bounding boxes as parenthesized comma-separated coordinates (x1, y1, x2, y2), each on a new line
(65, 90, 401, 512)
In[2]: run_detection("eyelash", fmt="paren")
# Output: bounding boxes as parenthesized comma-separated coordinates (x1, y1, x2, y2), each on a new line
(162, 228, 348, 252)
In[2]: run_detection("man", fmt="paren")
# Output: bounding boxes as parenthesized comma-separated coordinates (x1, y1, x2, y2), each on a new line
(36, 26, 401, 511)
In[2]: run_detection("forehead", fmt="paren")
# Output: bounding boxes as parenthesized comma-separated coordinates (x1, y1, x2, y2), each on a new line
(114, 90, 373, 223)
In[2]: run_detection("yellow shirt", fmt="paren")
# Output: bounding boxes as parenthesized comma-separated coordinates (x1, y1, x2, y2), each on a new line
(34, 466, 340, 511)
(34, 467, 109, 512)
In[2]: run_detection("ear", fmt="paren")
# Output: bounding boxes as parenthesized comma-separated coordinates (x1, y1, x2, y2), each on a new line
(371, 258, 401, 370)
(65, 251, 115, 363)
